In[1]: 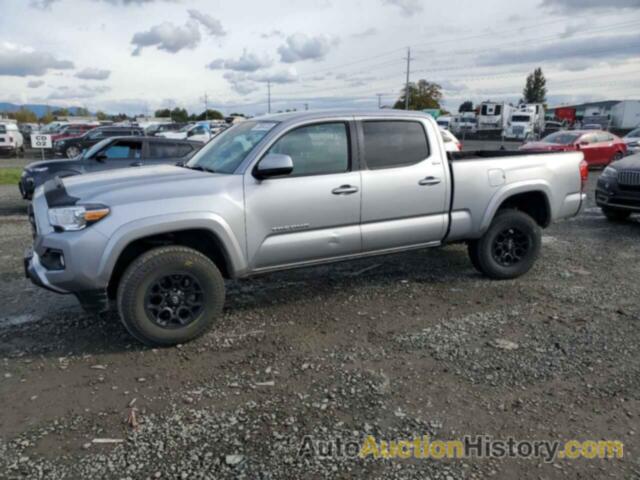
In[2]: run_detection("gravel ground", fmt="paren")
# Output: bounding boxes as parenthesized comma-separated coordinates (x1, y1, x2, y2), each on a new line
(0, 162, 639, 478)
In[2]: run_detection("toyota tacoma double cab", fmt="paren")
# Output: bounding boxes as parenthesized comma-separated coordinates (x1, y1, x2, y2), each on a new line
(25, 111, 588, 346)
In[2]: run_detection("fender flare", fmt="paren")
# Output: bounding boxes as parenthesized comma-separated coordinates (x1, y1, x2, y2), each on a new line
(95, 211, 247, 285)
(479, 180, 553, 233)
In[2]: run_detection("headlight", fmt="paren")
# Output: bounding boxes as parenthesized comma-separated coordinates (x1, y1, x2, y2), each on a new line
(48, 205, 110, 231)
(31, 167, 48, 173)
(602, 166, 618, 178)
(55, 140, 65, 146)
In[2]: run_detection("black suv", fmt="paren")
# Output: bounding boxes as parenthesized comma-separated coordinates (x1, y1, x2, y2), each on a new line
(19, 136, 201, 199)
(54, 126, 144, 158)
(596, 152, 640, 221)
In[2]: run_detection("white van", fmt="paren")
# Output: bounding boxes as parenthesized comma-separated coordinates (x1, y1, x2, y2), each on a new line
(0, 122, 24, 155)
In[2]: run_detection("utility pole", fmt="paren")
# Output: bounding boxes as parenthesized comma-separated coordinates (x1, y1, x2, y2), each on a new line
(376, 93, 383, 109)
(404, 47, 413, 110)
(267, 81, 271, 114)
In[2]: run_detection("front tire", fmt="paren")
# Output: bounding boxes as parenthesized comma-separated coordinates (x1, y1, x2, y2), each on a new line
(117, 246, 225, 346)
(468, 209, 541, 279)
(602, 207, 630, 222)
(66, 146, 81, 158)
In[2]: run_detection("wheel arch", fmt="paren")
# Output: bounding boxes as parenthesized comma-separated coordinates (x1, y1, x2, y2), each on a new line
(98, 214, 247, 299)
(481, 183, 552, 233)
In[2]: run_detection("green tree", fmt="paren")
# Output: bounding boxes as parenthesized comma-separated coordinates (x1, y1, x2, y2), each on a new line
(51, 108, 69, 117)
(96, 111, 108, 121)
(39, 112, 55, 124)
(458, 100, 474, 113)
(170, 107, 189, 122)
(154, 108, 172, 118)
(394, 79, 443, 110)
(11, 108, 38, 123)
(74, 107, 90, 117)
(522, 68, 547, 104)
(196, 109, 224, 121)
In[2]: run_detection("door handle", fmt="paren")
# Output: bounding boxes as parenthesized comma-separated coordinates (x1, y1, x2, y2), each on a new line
(130, 162, 143, 167)
(418, 176, 441, 186)
(332, 184, 359, 195)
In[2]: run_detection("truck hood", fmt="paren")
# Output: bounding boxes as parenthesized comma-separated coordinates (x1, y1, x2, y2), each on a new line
(59, 165, 222, 206)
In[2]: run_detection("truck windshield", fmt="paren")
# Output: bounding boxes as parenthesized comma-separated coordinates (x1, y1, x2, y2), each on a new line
(511, 115, 531, 122)
(543, 132, 581, 145)
(187, 121, 278, 173)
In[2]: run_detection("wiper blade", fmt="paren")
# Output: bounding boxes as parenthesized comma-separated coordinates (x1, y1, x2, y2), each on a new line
(184, 165, 216, 173)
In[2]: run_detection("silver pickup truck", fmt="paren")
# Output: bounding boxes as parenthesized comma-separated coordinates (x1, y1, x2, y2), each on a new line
(25, 110, 588, 346)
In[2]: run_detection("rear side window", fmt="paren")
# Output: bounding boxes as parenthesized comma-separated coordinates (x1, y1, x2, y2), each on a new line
(149, 142, 179, 158)
(362, 121, 429, 170)
(0, 125, 6, 134)
(269, 122, 350, 176)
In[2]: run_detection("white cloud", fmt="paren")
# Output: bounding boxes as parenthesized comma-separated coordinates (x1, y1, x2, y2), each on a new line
(278, 33, 337, 63)
(187, 9, 226, 37)
(351, 27, 378, 38)
(541, 0, 640, 13)
(207, 50, 272, 72)
(0, 42, 74, 76)
(47, 85, 111, 100)
(29, 0, 59, 9)
(27, 80, 45, 88)
(75, 68, 111, 80)
(382, 0, 423, 16)
(251, 68, 299, 84)
(131, 20, 201, 55)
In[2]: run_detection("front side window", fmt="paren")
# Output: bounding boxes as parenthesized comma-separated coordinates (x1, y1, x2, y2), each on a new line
(268, 123, 349, 176)
(101, 140, 142, 159)
(362, 121, 429, 170)
(187, 121, 277, 173)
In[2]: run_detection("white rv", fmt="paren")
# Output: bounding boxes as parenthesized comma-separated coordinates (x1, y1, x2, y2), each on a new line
(478, 102, 514, 131)
(504, 103, 545, 140)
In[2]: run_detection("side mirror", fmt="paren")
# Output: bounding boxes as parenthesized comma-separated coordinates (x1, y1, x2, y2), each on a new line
(254, 153, 294, 179)
(95, 152, 108, 162)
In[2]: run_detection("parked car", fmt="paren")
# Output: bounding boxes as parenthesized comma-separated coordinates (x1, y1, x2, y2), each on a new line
(596, 152, 640, 221)
(18, 123, 39, 144)
(0, 122, 24, 156)
(623, 127, 640, 155)
(19, 137, 200, 200)
(51, 124, 96, 144)
(582, 123, 604, 130)
(440, 128, 462, 152)
(543, 121, 564, 135)
(53, 126, 144, 158)
(145, 123, 187, 136)
(24, 110, 588, 346)
(158, 122, 212, 143)
(519, 130, 627, 167)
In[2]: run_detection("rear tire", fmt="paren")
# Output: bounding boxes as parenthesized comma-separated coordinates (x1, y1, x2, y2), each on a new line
(611, 151, 623, 164)
(602, 207, 630, 222)
(117, 246, 225, 346)
(469, 209, 541, 279)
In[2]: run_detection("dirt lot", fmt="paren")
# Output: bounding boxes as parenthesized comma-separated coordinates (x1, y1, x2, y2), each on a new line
(0, 162, 639, 478)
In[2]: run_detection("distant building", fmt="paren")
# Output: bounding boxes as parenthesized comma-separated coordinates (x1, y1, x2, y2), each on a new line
(546, 100, 640, 129)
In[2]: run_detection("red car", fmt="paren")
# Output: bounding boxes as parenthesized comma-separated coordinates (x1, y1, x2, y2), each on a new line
(519, 130, 627, 167)
(51, 124, 97, 143)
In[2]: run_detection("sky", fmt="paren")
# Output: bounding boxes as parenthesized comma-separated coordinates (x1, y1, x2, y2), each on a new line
(0, 0, 639, 116)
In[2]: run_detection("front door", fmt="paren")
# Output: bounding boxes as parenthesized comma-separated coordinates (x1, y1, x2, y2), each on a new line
(244, 121, 361, 270)
(84, 139, 144, 173)
(358, 119, 448, 251)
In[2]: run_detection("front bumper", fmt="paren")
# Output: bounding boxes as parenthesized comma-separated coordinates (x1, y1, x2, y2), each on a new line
(596, 177, 640, 212)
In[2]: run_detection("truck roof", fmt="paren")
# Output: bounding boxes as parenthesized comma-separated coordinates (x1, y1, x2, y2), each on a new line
(257, 109, 432, 123)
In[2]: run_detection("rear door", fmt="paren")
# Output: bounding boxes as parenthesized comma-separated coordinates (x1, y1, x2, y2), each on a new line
(358, 119, 448, 252)
(578, 133, 599, 166)
(145, 140, 184, 166)
(244, 120, 361, 270)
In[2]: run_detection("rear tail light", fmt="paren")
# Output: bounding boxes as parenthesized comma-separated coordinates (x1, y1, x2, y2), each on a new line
(457, 142, 463, 151)
(579, 160, 588, 192)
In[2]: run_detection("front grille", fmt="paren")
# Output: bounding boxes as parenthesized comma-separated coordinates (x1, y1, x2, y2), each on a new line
(512, 126, 524, 134)
(618, 170, 640, 186)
